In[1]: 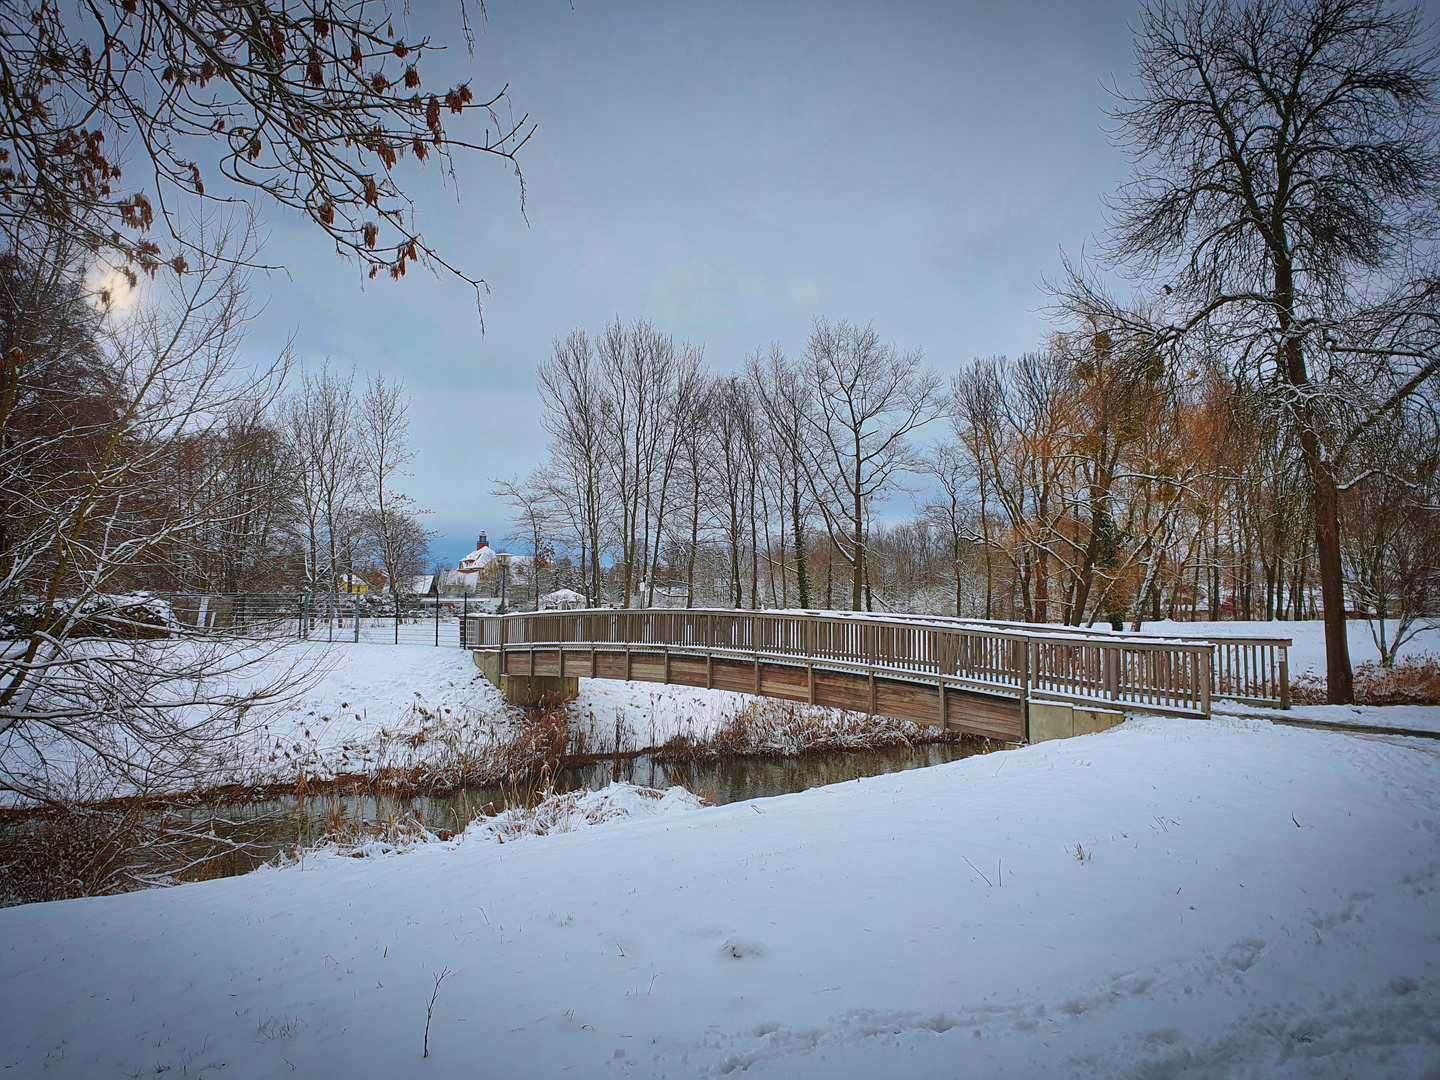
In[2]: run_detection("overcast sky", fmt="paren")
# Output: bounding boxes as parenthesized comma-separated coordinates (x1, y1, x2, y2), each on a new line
(241, 0, 1158, 565)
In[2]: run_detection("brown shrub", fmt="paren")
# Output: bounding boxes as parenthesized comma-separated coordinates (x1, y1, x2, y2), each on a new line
(1290, 654, 1440, 706)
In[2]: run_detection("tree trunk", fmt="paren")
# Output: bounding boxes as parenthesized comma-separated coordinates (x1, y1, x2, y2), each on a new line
(792, 478, 810, 609)
(1311, 458, 1355, 703)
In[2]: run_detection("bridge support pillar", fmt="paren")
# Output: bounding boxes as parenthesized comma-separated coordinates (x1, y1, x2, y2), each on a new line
(472, 650, 579, 708)
(1026, 700, 1125, 742)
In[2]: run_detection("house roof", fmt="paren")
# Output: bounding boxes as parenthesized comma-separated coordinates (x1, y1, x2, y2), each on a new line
(458, 545, 530, 572)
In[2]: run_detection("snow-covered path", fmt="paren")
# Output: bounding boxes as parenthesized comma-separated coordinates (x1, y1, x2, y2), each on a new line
(4, 713, 1437, 1078)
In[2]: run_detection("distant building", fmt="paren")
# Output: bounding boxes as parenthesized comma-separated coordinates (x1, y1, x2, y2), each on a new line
(416, 529, 557, 602)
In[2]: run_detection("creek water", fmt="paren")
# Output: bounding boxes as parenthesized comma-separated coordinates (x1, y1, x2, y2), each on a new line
(185, 742, 985, 882)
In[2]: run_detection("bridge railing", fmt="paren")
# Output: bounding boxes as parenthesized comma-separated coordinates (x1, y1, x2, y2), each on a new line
(464, 609, 1292, 715)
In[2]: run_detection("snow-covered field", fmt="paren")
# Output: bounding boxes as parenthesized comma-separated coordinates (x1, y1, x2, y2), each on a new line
(3, 712, 1436, 1078)
(1133, 618, 1439, 678)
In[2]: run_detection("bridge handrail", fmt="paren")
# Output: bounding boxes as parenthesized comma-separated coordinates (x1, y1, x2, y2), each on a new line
(463, 608, 1292, 714)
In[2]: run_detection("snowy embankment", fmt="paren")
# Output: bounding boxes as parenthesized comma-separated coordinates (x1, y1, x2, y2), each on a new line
(3, 714, 1436, 1079)
(224, 642, 928, 792)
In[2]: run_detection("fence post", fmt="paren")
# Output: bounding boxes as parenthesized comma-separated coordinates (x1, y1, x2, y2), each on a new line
(1200, 646, 1212, 716)
(434, 594, 440, 646)
(394, 592, 400, 645)
(354, 593, 360, 643)
(1022, 637, 1033, 742)
(461, 590, 469, 648)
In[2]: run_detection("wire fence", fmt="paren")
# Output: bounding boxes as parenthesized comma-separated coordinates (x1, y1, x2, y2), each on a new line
(220, 593, 482, 647)
(13, 593, 481, 648)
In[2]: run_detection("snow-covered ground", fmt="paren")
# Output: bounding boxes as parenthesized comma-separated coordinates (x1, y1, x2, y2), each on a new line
(1133, 619, 1439, 679)
(3, 712, 1436, 1078)
(1213, 701, 1440, 736)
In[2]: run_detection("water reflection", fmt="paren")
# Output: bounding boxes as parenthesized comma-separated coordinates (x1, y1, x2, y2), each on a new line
(184, 742, 985, 882)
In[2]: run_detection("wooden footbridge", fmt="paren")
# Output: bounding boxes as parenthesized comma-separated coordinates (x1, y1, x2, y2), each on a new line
(464, 609, 1291, 743)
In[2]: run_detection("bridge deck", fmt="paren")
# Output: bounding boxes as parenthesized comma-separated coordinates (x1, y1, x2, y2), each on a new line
(465, 609, 1291, 743)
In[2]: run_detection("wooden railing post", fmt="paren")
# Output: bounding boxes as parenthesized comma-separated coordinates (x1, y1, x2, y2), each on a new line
(1021, 637, 1032, 741)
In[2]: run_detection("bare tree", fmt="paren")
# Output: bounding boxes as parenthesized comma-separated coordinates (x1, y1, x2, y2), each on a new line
(672, 380, 716, 608)
(595, 319, 679, 607)
(0, 223, 314, 807)
(283, 363, 359, 602)
(1340, 412, 1440, 665)
(168, 394, 301, 593)
(709, 376, 759, 609)
(357, 372, 431, 596)
(748, 344, 815, 609)
(920, 441, 982, 616)
(642, 346, 706, 606)
(796, 320, 942, 611)
(537, 331, 608, 605)
(493, 473, 560, 611)
(1065, 0, 1440, 700)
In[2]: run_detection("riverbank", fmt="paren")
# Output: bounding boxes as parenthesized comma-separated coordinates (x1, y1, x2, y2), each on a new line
(1, 641, 969, 812)
(3, 710, 1436, 1078)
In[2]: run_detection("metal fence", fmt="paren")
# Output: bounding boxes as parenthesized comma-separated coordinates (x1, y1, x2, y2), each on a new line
(76, 592, 482, 647)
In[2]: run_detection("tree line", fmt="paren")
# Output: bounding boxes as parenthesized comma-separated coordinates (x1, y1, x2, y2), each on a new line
(0, 250, 433, 613)
(507, 315, 1437, 640)
(507, 0, 1440, 709)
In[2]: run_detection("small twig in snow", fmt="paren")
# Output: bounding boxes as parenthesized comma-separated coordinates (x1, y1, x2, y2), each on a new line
(962, 855, 994, 888)
(423, 967, 452, 1059)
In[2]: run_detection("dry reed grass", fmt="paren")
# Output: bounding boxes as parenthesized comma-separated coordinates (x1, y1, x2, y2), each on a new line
(652, 698, 966, 763)
(1290, 654, 1440, 705)
(0, 799, 264, 905)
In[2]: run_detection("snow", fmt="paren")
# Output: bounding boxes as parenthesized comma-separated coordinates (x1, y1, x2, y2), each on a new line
(3, 712, 1437, 1078)
(1213, 701, 1440, 736)
(1133, 619, 1439, 678)
(465, 782, 707, 843)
